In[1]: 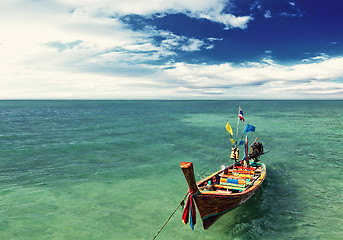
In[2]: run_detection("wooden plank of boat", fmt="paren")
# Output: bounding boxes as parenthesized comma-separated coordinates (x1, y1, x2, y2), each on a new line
(181, 161, 266, 229)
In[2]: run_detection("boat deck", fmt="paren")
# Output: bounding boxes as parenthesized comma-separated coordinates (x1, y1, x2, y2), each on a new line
(198, 163, 264, 194)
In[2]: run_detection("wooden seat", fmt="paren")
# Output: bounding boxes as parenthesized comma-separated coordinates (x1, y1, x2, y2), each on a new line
(214, 184, 245, 192)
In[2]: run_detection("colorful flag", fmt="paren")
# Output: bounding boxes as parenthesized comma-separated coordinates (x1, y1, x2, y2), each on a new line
(244, 124, 255, 134)
(239, 107, 245, 122)
(230, 138, 235, 144)
(225, 121, 233, 135)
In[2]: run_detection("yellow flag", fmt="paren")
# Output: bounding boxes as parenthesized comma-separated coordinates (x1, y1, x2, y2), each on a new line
(225, 121, 233, 135)
(230, 138, 235, 144)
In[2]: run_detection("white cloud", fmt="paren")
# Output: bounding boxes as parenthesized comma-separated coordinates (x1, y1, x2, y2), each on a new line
(53, 0, 253, 29)
(181, 38, 206, 51)
(157, 31, 213, 53)
(302, 53, 329, 63)
(1, 53, 343, 99)
(0, 0, 249, 60)
(0, 0, 224, 75)
(0, 0, 342, 99)
(55, 0, 218, 16)
(264, 10, 272, 19)
(158, 57, 343, 99)
(216, 14, 253, 29)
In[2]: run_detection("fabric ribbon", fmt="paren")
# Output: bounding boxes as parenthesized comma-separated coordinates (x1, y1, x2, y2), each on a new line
(182, 190, 197, 230)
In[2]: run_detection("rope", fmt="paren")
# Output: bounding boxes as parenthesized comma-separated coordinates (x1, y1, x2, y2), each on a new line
(152, 192, 189, 240)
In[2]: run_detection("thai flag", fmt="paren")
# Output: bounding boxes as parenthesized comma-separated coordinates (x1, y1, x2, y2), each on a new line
(239, 108, 245, 122)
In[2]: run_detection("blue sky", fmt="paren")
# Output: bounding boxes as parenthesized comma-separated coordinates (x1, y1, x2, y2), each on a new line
(1, 0, 343, 99)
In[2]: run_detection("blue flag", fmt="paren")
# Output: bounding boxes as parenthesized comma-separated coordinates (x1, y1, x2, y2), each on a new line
(244, 124, 255, 134)
(239, 140, 245, 145)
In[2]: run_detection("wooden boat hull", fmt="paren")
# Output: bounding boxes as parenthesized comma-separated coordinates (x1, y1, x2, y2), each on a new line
(181, 162, 266, 229)
(194, 184, 257, 229)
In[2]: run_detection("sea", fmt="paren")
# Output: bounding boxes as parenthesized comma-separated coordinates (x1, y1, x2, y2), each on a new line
(0, 100, 342, 240)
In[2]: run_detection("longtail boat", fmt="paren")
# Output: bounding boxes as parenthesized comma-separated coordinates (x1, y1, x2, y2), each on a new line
(181, 160, 266, 229)
(180, 107, 267, 230)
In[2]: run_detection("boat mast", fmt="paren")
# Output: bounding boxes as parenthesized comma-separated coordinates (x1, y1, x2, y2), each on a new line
(235, 106, 240, 147)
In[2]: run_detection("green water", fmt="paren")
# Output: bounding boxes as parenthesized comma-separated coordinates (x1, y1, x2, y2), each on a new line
(0, 100, 342, 239)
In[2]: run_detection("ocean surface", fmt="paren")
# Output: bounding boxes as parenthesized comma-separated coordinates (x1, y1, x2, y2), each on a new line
(0, 100, 342, 240)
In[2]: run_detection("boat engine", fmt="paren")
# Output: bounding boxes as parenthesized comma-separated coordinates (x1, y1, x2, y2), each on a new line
(249, 141, 263, 160)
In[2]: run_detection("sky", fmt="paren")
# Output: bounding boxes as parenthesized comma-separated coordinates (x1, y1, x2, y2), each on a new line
(1, 0, 343, 99)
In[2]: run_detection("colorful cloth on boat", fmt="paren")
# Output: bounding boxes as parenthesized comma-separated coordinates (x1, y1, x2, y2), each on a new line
(239, 107, 245, 122)
(182, 193, 196, 230)
(244, 124, 255, 134)
(225, 121, 233, 135)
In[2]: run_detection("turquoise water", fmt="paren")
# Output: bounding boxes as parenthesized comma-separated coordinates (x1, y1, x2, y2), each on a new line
(0, 100, 342, 239)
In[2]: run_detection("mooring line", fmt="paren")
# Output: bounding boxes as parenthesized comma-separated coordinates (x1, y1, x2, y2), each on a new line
(152, 192, 188, 240)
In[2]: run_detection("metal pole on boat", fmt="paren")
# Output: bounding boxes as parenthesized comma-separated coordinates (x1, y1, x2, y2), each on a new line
(235, 106, 240, 146)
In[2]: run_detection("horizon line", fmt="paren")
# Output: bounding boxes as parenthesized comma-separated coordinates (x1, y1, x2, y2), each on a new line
(1, 99, 342, 101)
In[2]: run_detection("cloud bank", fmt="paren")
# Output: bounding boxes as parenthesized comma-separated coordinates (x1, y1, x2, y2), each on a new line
(0, 0, 342, 99)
